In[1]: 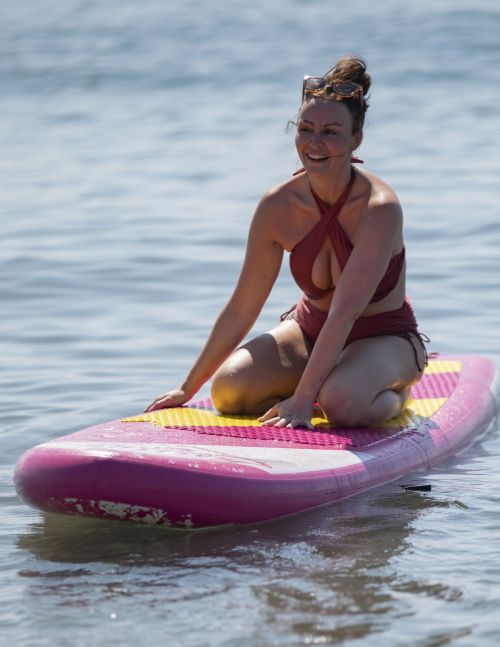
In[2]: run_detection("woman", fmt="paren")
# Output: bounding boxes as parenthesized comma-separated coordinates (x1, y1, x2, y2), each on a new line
(146, 56, 427, 429)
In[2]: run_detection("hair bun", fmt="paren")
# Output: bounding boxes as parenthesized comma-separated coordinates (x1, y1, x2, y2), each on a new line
(325, 55, 371, 97)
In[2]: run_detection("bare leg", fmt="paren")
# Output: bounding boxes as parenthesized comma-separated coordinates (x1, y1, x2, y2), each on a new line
(318, 334, 425, 427)
(211, 319, 312, 415)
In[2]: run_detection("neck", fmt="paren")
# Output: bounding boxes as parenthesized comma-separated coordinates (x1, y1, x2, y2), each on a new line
(307, 161, 353, 206)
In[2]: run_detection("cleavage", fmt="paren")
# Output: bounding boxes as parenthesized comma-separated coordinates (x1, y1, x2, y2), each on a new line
(310, 239, 340, 292)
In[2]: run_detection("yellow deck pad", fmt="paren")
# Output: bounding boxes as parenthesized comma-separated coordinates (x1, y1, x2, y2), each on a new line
(123, 360, 459, 431)
(422, 360, 462, 375)
(384, 397, 447, 427)
(123, 396, 447, 430)
(123, 408, 262, 428)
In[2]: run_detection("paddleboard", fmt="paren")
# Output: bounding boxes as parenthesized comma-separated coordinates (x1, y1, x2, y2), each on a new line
(14, 355, 498, 528)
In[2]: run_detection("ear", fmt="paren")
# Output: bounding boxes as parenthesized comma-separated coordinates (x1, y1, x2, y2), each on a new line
(352, 130, 363, 151)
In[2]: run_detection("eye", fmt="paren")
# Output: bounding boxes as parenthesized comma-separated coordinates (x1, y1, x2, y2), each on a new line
(325, 129, 337, 136)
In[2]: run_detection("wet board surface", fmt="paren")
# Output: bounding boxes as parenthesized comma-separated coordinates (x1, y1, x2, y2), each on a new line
(14, 355, 498, 528)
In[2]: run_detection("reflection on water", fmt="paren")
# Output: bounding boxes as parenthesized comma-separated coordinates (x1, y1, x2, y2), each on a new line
(15, 481, 471, 645)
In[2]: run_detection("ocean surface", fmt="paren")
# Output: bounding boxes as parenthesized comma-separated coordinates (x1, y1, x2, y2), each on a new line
(1, 0, 500, 645)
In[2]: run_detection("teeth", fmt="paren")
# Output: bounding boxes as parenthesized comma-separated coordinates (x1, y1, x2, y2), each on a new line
(307, 153, 328, 160)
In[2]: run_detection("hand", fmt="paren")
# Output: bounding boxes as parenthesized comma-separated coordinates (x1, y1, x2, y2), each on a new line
(144, 388, 191, 413)
(258, 396, 314, 429)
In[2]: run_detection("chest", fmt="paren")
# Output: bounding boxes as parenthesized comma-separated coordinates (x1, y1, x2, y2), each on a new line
(284, 189, 362, 250)
(309, 238, 342, 290)
(287, 201, 360, 288)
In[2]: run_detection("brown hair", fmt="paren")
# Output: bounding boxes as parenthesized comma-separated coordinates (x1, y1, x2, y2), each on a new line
(306, 55, 371, 135)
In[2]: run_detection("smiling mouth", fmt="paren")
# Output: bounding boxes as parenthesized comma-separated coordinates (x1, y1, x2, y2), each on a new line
(306, 153, 329, 161)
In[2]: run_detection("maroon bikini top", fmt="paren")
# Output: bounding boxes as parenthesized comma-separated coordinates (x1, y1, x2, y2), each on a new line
(289, 167, 405, 302)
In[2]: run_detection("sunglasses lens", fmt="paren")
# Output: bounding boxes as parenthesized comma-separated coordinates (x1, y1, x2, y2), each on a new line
(304, 77, 326, 93)
(302, 77, 362, 104)
(330, 81, 360, 96)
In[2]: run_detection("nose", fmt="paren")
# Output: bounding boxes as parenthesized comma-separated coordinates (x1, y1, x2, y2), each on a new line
(310, 130, 324, 145)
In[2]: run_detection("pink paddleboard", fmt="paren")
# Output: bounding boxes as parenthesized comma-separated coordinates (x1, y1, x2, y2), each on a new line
(14, 355, 498, 528)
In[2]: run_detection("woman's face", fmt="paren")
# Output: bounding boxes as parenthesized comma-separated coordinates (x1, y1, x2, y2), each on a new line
(295, 98, 359, 176)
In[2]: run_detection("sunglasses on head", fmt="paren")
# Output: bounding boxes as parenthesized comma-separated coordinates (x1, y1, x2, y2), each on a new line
(302, 75, 363, 106)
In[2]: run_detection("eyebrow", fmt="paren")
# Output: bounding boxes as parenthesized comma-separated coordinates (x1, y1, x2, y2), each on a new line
(300, 119, 342, 127)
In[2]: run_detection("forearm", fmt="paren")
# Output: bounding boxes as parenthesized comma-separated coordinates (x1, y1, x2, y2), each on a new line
(180, 306, 256, 396)
(293, 311, 355, 401)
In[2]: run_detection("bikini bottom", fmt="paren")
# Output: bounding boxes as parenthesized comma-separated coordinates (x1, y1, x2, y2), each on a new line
(280, 296, 429, 372)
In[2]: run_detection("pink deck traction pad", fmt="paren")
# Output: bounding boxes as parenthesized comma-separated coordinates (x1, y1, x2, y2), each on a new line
(148, 370, 460, 449)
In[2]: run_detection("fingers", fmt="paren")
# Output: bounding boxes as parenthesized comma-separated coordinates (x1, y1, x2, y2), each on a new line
(144, 398, 166, 413)
(266, 417, 312, 429)
(258, 405, 290, 428)
(263, 416, 287, 428)
(258, 408, 312, 429)
(286, 419, 313, 430)
(258, 404, 279, 423)
(144, 393, 179, 413)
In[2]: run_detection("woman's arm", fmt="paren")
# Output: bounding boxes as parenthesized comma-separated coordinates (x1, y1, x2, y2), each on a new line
(145, 192, 285, 411)
(259, 198, 403, 427)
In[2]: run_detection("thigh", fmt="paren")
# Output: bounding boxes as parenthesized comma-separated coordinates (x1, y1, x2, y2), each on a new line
(320, 333, 424, 407)
(211, 318, 312, 412)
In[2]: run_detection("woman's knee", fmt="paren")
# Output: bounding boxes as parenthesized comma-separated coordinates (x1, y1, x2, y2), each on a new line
(317, 381, 360, 426)
(211, 357, 250, 414)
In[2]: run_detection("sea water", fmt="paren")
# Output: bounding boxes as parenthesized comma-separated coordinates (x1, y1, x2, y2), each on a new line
(1, 0, 500, 645)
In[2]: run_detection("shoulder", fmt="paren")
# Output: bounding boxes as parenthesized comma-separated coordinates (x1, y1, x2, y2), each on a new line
(246, 173, 311, 250)
(258, 172, 307, 211)
(347, 169, 403, 252)
(252, 173, 308, 229)
(356, 168, 402, 228)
